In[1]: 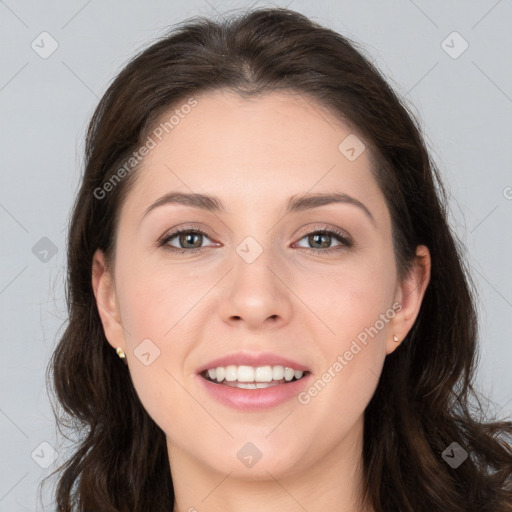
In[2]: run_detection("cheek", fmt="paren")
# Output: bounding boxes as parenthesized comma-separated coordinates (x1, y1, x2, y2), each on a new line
(295, 303, 389, 455)
(300, 245, 397, 339)
(112, 261, 192, 408)
(293, 247, 395, 420)
(115, 259, 194, 340)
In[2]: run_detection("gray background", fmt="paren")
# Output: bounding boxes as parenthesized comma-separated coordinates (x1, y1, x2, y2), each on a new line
(1, 0, 511, 510)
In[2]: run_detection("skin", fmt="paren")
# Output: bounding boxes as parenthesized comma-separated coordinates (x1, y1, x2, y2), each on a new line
(92, 89, 430, 512)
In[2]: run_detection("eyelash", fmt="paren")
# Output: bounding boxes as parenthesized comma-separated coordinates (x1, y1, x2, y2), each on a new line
(157, 225, 353, 255)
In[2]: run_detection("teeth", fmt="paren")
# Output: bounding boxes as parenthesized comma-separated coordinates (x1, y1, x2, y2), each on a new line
(203, 364, 305, 384)
(237, 365, 254, 382)
(225, 365, 238, 382)
(255, 366, 273, 382)
(284, 367, 295, 381)
(224, 382, 280, 389)
(272, 366, 284, 380)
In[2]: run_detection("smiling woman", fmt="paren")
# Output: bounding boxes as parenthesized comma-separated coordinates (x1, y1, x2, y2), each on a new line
(43, 6, 512, 512)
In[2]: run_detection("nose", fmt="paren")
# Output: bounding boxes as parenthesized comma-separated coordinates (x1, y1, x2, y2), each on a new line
(217, 246, 293, 331)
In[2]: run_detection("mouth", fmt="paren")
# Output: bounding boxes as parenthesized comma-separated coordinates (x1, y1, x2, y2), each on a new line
(195, 352, 312, 409)
(200, 365, 310, 389)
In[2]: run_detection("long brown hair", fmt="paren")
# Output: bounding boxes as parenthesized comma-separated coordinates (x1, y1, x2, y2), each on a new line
(42, 7, 512, 511)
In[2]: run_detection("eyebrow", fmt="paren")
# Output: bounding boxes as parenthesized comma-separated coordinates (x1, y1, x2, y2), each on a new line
(142, 191, 375, 225)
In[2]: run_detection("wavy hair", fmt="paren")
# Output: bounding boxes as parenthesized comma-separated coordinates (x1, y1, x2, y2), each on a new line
(42, 7, 512, 511)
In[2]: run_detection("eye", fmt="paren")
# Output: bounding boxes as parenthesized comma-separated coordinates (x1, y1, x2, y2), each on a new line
(158, 227, 217, 253)
(157, 225, 353, 254)
(293, 226, 353, 254)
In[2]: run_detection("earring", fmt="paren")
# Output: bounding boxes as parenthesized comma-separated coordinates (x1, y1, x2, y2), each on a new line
(393, 335, 400, 343)
(116, 347, 126, 359)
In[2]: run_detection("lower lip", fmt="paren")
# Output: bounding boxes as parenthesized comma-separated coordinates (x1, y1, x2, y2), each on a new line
(197, 374, 312, 411)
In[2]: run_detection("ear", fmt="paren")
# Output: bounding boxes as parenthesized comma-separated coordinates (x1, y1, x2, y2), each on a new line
(386, 245, 431, 355)
(91, 249, 125, 353)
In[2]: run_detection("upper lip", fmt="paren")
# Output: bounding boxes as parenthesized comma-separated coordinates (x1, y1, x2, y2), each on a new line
(196, 351, 311, 374)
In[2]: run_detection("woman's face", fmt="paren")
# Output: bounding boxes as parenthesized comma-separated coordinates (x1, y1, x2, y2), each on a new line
(93, 90, 429, 481)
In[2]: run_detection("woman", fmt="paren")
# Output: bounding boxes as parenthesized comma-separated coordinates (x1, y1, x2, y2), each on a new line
(43, 7, 512, 511)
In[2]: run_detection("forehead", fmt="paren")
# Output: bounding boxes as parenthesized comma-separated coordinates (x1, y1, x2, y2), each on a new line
(121, 89, 385, 219)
